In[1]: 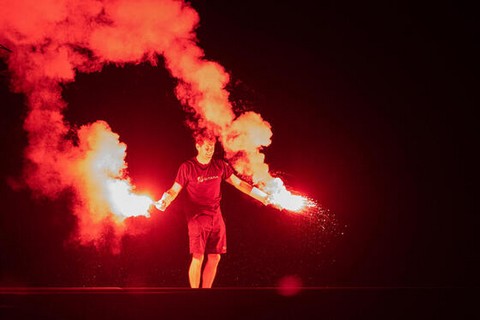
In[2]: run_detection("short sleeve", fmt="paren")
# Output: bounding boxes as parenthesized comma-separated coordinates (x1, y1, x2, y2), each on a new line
(174, 162, 189, 187)
(222, 160, 235, 180)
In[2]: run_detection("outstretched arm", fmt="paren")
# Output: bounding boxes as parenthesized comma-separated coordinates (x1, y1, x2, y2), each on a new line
(226, 174, 269, 205)
(155, 182, 183, 211)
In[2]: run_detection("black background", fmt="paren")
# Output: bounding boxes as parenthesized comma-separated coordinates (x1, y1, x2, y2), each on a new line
(0, 0, 476, 288)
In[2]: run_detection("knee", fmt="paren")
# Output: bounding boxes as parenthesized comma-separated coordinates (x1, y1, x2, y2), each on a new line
(191, 253, 204, 265)
(207, 254, 221, 264)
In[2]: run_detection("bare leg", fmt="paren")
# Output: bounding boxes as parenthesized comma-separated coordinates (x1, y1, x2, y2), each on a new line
(189, 253, 204, 288)
(201, 254, 221, 288)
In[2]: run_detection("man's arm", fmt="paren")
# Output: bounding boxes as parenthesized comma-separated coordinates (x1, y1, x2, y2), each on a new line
(155, 182, 183, 211)
(226, 174, 269, 205)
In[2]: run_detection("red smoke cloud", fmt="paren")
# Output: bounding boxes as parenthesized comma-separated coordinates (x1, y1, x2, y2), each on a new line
(0, 0, 287, 247)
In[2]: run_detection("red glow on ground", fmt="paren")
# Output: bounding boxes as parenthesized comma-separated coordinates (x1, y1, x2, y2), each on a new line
(277, 275, 303, 297)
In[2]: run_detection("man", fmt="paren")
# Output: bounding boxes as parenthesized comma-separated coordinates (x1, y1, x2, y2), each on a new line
(155, 132, 271, 288)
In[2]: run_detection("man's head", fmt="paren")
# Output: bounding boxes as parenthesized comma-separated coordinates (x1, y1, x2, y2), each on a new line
(195, 130, 216, 163)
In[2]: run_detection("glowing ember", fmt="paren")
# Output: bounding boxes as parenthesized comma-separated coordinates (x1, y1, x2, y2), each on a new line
(265, 178, 315, 212)
(106, 179, 154, 219)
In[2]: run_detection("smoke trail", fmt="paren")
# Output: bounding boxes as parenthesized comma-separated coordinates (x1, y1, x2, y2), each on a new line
(0, 0, 281, 246)
(0, 0, 200, 246)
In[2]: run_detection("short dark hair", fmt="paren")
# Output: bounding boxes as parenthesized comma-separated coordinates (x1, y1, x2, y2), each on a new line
(194, 128, 216, 145)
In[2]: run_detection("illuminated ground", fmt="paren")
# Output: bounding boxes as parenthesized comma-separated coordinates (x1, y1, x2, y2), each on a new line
(0, 287, 474, 319)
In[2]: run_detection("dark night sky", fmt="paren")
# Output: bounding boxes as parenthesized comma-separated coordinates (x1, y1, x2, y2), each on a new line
(0, 1, 476, 287)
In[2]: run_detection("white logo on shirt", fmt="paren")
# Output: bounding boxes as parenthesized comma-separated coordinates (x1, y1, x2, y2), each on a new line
(197, 175, 219, 183)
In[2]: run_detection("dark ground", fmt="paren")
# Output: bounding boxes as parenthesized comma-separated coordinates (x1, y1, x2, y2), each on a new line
(0, 287, 477, 319)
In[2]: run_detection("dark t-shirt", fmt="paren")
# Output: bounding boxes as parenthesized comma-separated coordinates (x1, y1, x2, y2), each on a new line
(175, 157, 234, 217)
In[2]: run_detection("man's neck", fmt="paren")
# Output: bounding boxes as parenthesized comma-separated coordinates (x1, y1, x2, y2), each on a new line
(196, 155, 212, 165)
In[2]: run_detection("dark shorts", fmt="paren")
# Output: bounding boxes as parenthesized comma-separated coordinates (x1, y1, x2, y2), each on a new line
(187, 214, 227, 254)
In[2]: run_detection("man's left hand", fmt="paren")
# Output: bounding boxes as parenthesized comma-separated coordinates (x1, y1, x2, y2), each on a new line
(154, 199, 167, 211)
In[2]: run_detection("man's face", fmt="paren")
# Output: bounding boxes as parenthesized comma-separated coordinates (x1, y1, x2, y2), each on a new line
(196, 139, 216, 160)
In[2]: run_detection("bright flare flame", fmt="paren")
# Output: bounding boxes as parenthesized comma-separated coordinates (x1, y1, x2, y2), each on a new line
(265, 178, 315, 212)
(106, 179, 154, 219)
(271, 190, 307, 212)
